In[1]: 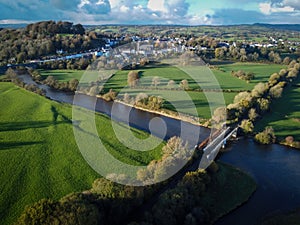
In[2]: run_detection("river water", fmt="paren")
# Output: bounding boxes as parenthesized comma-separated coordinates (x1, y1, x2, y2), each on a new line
(20, 75, 300, 224)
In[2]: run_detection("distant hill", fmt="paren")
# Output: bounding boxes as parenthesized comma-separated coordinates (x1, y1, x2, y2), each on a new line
(1, 22, 300, 32)
(254, 23, 300, 31)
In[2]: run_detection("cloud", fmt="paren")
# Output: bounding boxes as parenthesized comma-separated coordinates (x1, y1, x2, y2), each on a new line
(50, 0, 81, 10)
(79, 0, 111, 14)
(259, 0, 300, 15)
(283, 0, 300, 10)
(147, 0, 167, 12)
(0, 0, 299, 25)
(147, 0, 190, 17)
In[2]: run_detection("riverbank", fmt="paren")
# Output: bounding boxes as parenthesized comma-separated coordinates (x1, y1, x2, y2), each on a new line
(204, 163, 257, 223)
(93, 93, 211, 128)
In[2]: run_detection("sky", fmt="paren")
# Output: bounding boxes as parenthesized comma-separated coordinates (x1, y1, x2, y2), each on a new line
(0, 0, 299, 25)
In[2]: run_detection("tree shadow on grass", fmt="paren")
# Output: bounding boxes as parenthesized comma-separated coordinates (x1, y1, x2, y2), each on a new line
(0, 121, 70, 132)
(0, 141, 44, 150)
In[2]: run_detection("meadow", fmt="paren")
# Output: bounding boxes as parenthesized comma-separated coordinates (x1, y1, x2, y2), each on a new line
(40, 69, 85, 82)
(0, 83, 163, 225)
(39, 62, 285, 119)
(255, 76, 300, 141)
(103, 62, 285, 118)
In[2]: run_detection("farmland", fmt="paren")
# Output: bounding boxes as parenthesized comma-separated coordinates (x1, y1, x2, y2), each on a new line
(101, 62, 286, 118)
(37, 62, 285, 119)
(255, 76, 300, 142)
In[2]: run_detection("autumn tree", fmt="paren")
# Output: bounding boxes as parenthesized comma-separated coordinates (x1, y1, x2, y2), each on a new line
(127, 71, 139, 88)
(255, 127, 276, 144)
(180, 79, 189, 90)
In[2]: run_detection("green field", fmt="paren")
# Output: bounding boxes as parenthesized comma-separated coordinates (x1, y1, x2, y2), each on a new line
(38, 63, 285, 119)
(256, 76, 300, 142)
(212, 62, 286, 88)
(40, 69, 85, 82)
(102, 62, 284, 118)
(0, 83, 163, 225)
(104, 63, 284, 92)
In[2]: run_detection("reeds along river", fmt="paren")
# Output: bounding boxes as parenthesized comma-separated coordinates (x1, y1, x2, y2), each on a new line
(20, 74, 300, 225)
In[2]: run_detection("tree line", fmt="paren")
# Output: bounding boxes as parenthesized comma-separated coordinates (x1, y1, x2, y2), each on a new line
(0, 21, 106, 66)
(213, 59, 300, 144)
(15, 135, 233, 225)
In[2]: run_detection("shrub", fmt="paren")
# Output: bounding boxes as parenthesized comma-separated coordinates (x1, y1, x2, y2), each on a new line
(240, 119, 254, 134)
(255, 127, 276, 145)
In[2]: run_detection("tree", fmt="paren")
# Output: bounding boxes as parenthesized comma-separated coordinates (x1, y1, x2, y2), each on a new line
(248, 108, 258, 121)
(269, 84, 283, 99)
(287, 68, 298, 79)
(44, 75, 57, 87)
(103, 89, 116, 102)
(212, 107, 227, 126)
(123, 93, 130, 103)
(127, 71, 139, 88)
(283, 56, 291, 65)
(215, 48, 225, 59)
(268, 73, 280, 87)
(135, 93, 149, 104)
(68, 78, 79, 92)
(152, 76, 161, 89)
(234, 92, 251, 104)
(285, 136, 294, 146)
(5, 68, 17, 80)
(255, 127, 276, 144)
(251, 83, 268, 98)
(180, 79, 189, 90)
(16, 52, 26, 63)
(257, 98, 270, 113)
(240, 119, 254, 134)
(168, 80, 176, 89)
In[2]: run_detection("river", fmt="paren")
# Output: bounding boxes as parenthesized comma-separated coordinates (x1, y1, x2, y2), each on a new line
(20, 75, 300, 224)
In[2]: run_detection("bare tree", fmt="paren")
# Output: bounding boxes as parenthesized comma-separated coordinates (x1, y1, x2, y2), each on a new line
(152, 76, 161, 89)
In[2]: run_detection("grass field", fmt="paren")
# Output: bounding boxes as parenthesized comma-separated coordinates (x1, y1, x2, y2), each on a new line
(202, 163, 256, 222)
(102, 62, 284, 118)
(38, 62, 285, 119)
(40, 69, 85, 82)
(104, 63, 285, 92)
(255, 76, 300, 142)
(0, 83, 163, 225)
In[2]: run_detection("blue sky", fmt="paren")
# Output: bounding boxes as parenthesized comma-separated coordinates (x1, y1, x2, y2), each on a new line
(0, 0, 299, 25)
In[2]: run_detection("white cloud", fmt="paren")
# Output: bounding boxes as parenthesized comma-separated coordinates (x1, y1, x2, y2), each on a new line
(120, 5, 130, 13)
(272, 5, 294, 12)
(0, 19, 35, 24)
(259, 2, 272, 14)
(260, 1, 295, 14)
(283, 0, 300, 10)
(147, 0, 167, 12)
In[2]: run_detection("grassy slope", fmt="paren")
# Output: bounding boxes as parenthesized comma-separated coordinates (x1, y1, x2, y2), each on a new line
(203, 163, 257, 222)
(0, 83, 163, 225)
(255, 76, 300, 141)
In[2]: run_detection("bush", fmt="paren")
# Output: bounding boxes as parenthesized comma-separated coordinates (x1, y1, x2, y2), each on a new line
(255, 127, 276, 145)
(240, 119, 254, 134)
